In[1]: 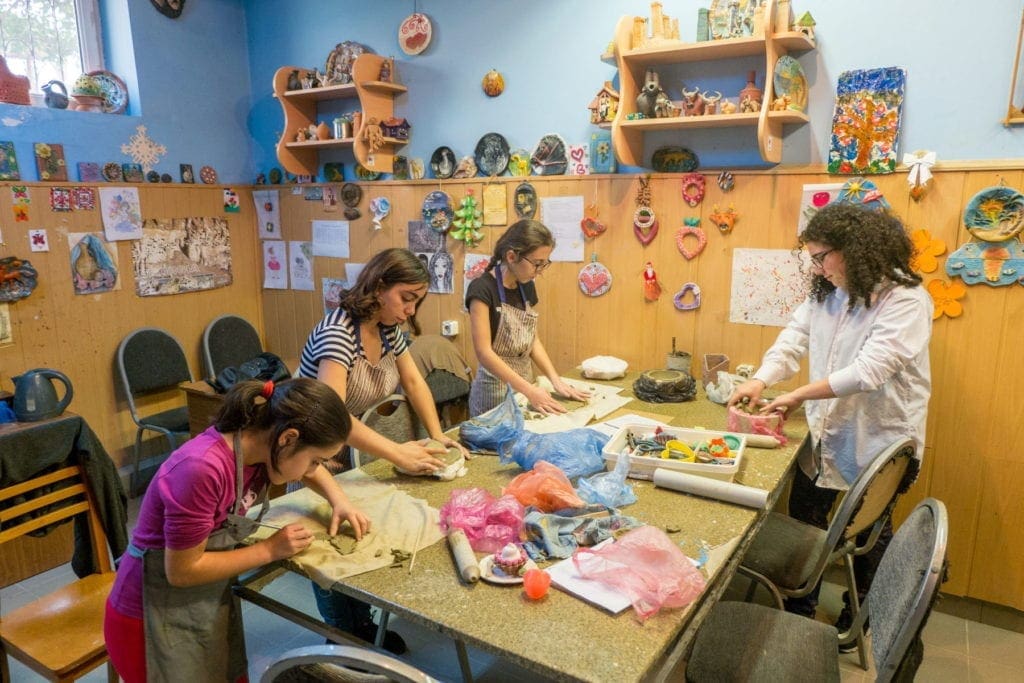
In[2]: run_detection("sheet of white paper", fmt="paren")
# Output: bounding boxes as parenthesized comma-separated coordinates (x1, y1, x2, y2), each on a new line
(263, 240, 288, 289)
(253, 189, 280, 239)
(312, 220, 350, 258)
(289, 240, 314, 290)
(540, 195, 584, 262)
(587, 414, 668, 439)
(345, 262, 365, 285)
(547, 542, 632, 614)
(729, 248, 808, 327)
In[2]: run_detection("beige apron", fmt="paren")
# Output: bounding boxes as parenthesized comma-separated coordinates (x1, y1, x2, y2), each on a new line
(131, 433, 268, 683)
(469, 265, 538, 416)
(344, 319, 401, 417)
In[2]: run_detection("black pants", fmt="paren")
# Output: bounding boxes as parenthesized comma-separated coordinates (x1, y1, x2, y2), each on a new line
(783, 465, 893, 618)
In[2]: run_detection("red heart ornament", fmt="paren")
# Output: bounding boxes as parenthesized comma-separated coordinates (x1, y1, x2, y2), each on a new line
(675, 225, 707, 260)
(578, 262, 612, 296)
(581, 216, 607, 238)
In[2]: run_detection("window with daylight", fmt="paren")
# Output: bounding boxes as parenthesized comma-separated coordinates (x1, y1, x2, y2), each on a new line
(0, 0, 103, 94)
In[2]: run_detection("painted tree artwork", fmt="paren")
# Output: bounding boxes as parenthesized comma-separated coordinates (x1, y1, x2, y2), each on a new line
(828, 67, 906, 175)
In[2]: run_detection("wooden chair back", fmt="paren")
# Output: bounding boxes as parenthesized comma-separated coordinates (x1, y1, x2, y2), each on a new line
(0, 465, 117, 682)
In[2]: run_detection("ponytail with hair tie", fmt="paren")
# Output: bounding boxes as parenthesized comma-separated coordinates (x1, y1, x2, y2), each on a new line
(261, 380, 275, 399)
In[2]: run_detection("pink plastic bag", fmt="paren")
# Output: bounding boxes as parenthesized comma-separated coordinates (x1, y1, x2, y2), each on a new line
(503, 461, 586, 512)
(573, 525, 706, 621)
(727, 402, 788, 446)
(439, 487, 525, 554)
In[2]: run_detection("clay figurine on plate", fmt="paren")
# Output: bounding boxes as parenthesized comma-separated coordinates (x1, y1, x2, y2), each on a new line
(514, 182, 537, 219)
(325, 40, 366, 86)
(478, 543, 539, 584)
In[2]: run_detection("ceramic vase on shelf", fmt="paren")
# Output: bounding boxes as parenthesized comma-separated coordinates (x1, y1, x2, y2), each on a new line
(71, 94, 104, 112)
(739, 71, 762, 108)
(316, 121, 331, 140)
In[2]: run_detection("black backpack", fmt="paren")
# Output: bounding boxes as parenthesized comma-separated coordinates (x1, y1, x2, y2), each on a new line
(211, 352, 291, 393)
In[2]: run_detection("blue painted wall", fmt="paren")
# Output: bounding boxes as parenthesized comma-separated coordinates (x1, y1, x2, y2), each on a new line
(0, 0, 253, 184)
(2, 0, 1023, 186)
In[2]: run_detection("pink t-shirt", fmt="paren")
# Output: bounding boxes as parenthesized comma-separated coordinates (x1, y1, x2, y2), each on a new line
(107, 427, 268, 619)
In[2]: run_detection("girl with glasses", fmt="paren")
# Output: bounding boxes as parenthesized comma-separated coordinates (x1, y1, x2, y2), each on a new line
(466, 219, 589, 416)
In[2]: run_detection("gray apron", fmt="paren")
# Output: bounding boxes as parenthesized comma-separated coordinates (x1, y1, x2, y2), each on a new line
(344, 319, 401, 418)
(129, 433, 269, 683)
(469, 265, 538, 416)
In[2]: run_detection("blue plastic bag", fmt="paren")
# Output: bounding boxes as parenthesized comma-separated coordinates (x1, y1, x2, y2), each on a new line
(504, 429, 609, 479)
(458, 388, 524, 453)
(577, 448, 637, 508)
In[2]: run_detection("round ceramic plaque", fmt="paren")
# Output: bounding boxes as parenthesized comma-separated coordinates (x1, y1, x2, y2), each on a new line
(87, 70, 128, 114)
(474, 132, 510, 176)
(530, 134, 567, 176)
(102, 162, 123, 182)
(578, 261, 612, 297)
(398, 13, 432, 55)
(430, 146, 456, 179)
(422, 190, 454, 233)
(199, 165, 218, 184)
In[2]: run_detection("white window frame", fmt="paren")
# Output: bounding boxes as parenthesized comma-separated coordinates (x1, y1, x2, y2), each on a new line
(74, 0, 104, 72)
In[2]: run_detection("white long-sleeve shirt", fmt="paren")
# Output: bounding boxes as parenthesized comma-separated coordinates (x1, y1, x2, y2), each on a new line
(753, 282, 933, 490)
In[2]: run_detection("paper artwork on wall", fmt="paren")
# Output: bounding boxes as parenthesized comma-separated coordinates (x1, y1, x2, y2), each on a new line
(311, 220, 350, 258)
(0, 303, 12, 345)
(50, 187, 72, 212)
(69, 232, 119, 294)
(540, 195, 584, 262)
(223, 188, 240, 213)
(425, 250, 454, 294)
(482, 183, 507, 226)
(11, 185, 29, 222)
(72, 187, 95, 210)
(566, 144, 590, 176)
(828, 66, 906, 175)
(289, 240, 314, 291)
(344, 262, 365, 285)
(262, 240, 287, 289)
(322, 277, 348, 315)
(99, 187, 143, 241)
(253, 189, 280, 238)
(463, 253, 490, 312)
(132, 217, 232, 296)
(407, 219, 444, 253)
(0, 141, 20, 180)
(29, 229, 49, 252)
(729, 248, 809, 327)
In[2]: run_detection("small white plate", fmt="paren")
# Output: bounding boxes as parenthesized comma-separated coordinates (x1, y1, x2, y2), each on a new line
(479, 554, 538, 585)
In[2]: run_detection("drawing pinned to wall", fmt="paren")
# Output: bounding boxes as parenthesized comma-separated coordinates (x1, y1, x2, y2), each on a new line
(289, 240, 314, 290)
(828, 66, 906, 175)
(28, 229, 49, 252)
(311, 219, 350, 258)
(729, 248, 809, 326)
(428, 249, 454, 294)
(49, 187, 72, 212)
(99, 187, 143, 241)
(797, 182, 842, 234)
(68, 232, 119, 294)
(223, 188, 240, 213)
(0, 303, 12, 345)
(463, 252, 490, 312)
(253, 189, 280, 238)
(408, 219, 445, 253)
(322, 277, 348, 314)
(262, 240, 288, 289)
(11, 185, 30, 222)
(482, 183, 507, 226)
(344, 262, 365, 285)
(132, 217, 232, 296)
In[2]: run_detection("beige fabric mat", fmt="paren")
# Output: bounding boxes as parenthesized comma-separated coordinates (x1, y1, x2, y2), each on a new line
(247, 469, 443, 589)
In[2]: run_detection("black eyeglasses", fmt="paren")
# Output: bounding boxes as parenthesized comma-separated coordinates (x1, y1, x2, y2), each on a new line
(521, 255, 552, 272)
(809, 248, 835, 267)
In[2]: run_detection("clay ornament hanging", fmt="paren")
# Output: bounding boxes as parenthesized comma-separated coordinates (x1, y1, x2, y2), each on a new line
(945, 185, 1024, 286)
(581, 203, 607, 238)
(717, 170, 735, 192)
(634, 175, 658, 245)
(904, 150, 936, 202)
(369, 196, 391, 231)
(578, 254, 612, 297)
(450, 189, 484, 247)
(681, 173, 706, 207)
(673, 282, 702, 311)
(642, 261, 662, 301)
(676, 218, 707, 260)
(422, 190, 454, 233)
(514, 181, 537, 219)
(0, 255, 38, 302)
(708, 204, 738, 234)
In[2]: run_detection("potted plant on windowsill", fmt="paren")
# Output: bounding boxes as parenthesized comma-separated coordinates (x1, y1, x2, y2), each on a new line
(70, 74, 104, 112)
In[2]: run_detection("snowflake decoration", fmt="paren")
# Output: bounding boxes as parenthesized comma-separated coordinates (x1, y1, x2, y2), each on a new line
(120, 125, 167, 173)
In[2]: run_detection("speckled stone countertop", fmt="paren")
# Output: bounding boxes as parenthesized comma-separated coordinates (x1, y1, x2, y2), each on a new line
(302, 376, 806, 682)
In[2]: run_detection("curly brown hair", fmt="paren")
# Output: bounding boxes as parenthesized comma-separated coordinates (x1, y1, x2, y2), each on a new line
(799, 203, 921, 310)
(338, 248, 428, 334)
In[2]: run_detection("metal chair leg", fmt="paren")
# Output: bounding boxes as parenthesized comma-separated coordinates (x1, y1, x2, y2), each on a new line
(843, 553, 869, 671)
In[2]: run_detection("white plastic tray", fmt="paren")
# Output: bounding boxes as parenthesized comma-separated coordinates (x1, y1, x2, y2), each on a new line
(601, 422, 745, 482)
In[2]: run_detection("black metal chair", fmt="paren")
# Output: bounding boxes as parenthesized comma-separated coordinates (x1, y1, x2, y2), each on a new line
(116, 327, 193, 495)
(202, 314, 263, 380)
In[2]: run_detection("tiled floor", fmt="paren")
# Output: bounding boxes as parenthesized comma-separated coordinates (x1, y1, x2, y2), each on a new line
(3, 496, 1023, 682)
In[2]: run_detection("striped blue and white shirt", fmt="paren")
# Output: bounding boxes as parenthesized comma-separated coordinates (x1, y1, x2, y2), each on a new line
(298, 308, 409, 379)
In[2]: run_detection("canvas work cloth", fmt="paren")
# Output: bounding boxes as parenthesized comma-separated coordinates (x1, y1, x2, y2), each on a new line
(247, 469, 443, 589)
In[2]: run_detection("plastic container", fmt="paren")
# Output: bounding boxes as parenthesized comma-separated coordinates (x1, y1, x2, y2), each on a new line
(601, 423, 745, 482)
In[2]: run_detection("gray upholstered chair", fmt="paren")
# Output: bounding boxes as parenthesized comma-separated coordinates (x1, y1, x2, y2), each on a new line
(202, 314, 263, 380)
(350, 394, 428, 468)
(686, 497, 948, 683)
(736, 438, 916, 667)
(260, 644, 439, 683)
(116, 327, 193, 495)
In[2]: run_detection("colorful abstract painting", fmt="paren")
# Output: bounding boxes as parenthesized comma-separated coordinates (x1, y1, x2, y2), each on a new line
(828, 67, 906, 175)
(729, 248, 810, 327)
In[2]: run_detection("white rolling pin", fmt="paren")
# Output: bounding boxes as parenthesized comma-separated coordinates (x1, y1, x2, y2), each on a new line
(653, 468, 769, 509)
(447, 529, 480, 583)
(741, 433, 781, 449)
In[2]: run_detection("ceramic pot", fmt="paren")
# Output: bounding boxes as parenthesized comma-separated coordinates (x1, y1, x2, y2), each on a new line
(71, 94, 104, 113)
(316, 121, 331, 140)
(739, 72, 762, 108)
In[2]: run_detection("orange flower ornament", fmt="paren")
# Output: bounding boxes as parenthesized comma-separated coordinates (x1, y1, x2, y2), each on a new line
(909, 229, 945, 273)
(927, 279, 966, 319)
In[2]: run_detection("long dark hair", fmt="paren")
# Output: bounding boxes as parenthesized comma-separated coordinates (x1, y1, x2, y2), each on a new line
(487, 219, 555, 271)
(800, 203, 921, 310)
(338, 248, 428, 334)
(214, 378, 351, 472)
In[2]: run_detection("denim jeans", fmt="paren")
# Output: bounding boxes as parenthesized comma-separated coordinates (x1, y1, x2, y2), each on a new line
(311, 583, 372, 632)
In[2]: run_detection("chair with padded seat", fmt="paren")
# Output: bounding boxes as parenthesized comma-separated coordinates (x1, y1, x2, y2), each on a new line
(736, 438, 917, 668)
(350, 394, 428, 469)
(202, 314, 264, 380)
(116, 327, 193, 495)
(260, 643, 439, 683)
(686, 497, 948, 683)
(0, 464, 118, 682)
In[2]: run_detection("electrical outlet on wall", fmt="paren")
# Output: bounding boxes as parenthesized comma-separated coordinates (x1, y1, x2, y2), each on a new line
(441, 320, 458, 336)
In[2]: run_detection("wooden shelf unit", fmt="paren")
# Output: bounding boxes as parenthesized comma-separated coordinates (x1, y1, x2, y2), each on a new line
(610, 0, 814, 165)
(273, 54, 408, 175)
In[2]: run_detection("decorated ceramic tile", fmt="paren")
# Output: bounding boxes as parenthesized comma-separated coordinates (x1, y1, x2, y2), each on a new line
(223, 188, 240, 213)
(34, 142, 67, 181)
(122, 163, 144, 183)
(11, 185, 29, 222)
(77, 162, 102, 183)
(303, 187, 323, 201)
(567, 144, 590, 176)
(0, 141, 20, 180)
(589, 131, 616, 174)
(828, 67, 906, 175)
(50, 187, 72, 211)
(72, 187, 96, 210)
(29, 229, 49, 252)
(180, 164, 195, 183)
(69, 232, 120, 294)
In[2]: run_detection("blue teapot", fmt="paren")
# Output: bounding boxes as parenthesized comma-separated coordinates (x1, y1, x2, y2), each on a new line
(42, 80, 69, 109)
(13, 368, 74, 421)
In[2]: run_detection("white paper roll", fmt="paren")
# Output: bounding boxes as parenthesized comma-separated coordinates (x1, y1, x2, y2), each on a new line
(653, 468, 768, 509)
(742, 433, 781, 449)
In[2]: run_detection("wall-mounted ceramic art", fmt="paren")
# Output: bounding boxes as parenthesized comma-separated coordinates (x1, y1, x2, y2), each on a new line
(133, 217, 232, 296)
(399, 13, 433, 55)
(34, 142, 67, 181)
(69, 232, 119, 294)
(0, 141, 20, 180)
(0, 255, 38, 302)
(530, 134, 567, 176)
(828, 66, 906, 174)
(945, 185, 1024, 286)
